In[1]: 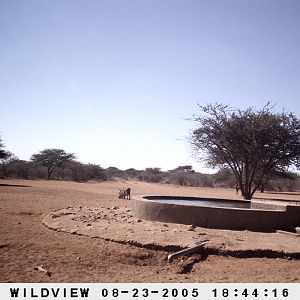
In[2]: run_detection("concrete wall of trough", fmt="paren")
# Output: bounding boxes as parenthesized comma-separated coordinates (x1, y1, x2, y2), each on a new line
(251, 202, 285, 211)
(132, 196, 300, 231)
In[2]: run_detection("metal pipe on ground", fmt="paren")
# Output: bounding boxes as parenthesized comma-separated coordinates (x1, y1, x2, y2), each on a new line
(276, 230, 300, 237)
(167, 241, 208, 263)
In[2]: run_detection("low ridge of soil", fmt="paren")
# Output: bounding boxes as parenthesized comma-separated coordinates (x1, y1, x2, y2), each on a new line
(0, 179, 299, 282)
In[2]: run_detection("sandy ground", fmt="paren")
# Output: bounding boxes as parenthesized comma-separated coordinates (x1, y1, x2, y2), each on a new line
(0, 179, 299, 283)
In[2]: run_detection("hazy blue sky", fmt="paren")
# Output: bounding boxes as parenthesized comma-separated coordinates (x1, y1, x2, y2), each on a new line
(1, 0, 300, 172)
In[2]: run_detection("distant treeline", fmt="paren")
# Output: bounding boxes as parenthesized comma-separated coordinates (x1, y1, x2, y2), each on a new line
(1, 157, 299, 192)
(0, 137, 299, 191)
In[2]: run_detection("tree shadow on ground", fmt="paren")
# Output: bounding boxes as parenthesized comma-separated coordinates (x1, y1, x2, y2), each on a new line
(0, 183, 31, 188)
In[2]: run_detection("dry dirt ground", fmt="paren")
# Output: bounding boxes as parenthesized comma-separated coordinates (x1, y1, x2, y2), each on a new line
(0, 179, 299, 283)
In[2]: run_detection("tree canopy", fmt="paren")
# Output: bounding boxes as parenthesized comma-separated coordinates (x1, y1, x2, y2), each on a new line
(0, 137, 8, 159)
(189, 103, 300, 199)
(169, 165, 195, 173)
(31, 148, 76, 179)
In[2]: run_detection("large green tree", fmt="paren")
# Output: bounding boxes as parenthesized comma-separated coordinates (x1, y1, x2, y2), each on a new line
(189, 103, 300, 200)
(31, 148, 76, 179)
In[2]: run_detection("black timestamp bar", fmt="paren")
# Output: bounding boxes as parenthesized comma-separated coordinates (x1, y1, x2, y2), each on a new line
(3, 283, 299, 300)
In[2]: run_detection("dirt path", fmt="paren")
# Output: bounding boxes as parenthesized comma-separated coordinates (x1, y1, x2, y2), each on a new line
(0, 179, 299, 282)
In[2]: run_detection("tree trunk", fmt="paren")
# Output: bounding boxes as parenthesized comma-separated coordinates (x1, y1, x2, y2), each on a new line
(243, 193, 252, 200)
(47, 168, 52, 179)
(243, 184, 252, 200)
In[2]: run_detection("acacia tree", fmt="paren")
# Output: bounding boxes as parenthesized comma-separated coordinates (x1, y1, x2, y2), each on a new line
(0, 151, 18, 178)
(170, 165, 195, 173)
(31, 148, 76, 179)
(0, 137, 8, 159)
(189, 103, 300, 200)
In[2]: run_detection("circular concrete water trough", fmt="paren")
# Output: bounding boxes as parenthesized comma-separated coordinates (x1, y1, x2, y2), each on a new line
(132, 196, 300, 231)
